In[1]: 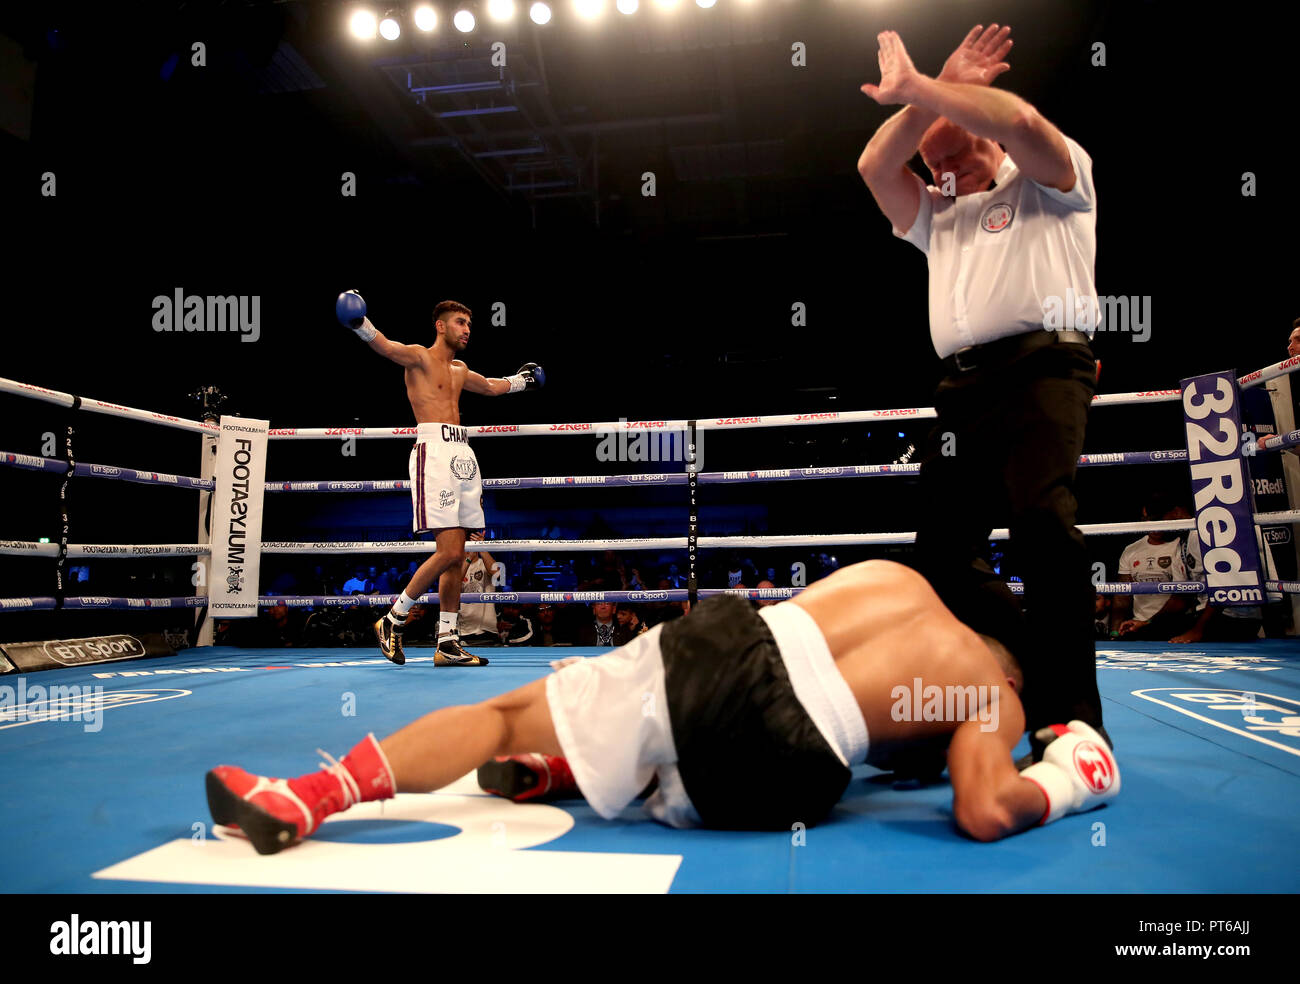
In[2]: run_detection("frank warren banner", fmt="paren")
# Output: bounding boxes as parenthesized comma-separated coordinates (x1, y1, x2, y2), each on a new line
(208, 416, 269, 617)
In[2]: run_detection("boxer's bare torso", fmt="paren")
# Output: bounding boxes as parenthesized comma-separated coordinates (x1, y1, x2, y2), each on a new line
(396, 312, 501, 425)
(404, 354, 468, 426)
(401, 310, 472, 425)
(789, 560, 1016, 769)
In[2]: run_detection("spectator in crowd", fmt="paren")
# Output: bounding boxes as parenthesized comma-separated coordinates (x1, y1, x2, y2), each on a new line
(578, 601, 629, 647)
(497, 602, 536, 645)
(577, 550, 628, 591)
(265, 602, 296, 647)
(395, 561, 420, 595)
(643, 579, 690, 627)
(725, 554, 745, 587)
(372, 566, 397, 595)
(1288, 317, 1300, 358)
(367, 566, 383, 593)
(753, 579, 780, 608)
(342, 567, 372, 595)
(535, 603, 582, 649)
(1093, 594, 1113, 639)
(615, 603, 649, 638)
(534, 603, 565, 646)
(664, 563, 686, 588)
(306, 565, 333, 597)
(459, 531, 500, 645)
(627, 566, 648, 591)
(1110, 492, 1204, 640)
(555, 560, 579, 590)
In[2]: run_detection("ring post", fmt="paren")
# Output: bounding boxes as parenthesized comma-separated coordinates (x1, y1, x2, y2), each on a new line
(687, 419, 698, 606)
(191, 386, 227, 646)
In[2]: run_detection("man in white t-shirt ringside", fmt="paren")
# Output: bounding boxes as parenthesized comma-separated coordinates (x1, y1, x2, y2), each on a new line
(458, 531, 500, 646)
(1111, 493, 1205, 642)
(1112, 493, 1278, 642)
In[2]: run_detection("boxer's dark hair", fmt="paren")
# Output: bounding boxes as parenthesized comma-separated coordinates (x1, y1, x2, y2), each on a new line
(978, 633, 1023, 692)
(432, 300, 472, 327)
(1293, 316, 1300, 330)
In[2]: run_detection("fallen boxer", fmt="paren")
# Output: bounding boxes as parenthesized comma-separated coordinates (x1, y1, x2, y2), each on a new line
(205, 560, 1119, 853)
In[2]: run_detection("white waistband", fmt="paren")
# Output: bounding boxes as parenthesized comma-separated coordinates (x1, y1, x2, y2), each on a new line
(758, 602, 870, 767)
(415, 422, 470, 444)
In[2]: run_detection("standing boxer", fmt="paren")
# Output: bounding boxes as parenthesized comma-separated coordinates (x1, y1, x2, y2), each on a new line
(856, 25, 1107, 751)
(336, 292, 544, 666)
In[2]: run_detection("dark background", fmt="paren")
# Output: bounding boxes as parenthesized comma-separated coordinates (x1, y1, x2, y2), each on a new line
(0, 0, 1293, 630)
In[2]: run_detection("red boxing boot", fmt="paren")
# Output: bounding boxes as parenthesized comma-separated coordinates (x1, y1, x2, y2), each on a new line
(477, 753, 578, 803)
(206, 733, 396, 855)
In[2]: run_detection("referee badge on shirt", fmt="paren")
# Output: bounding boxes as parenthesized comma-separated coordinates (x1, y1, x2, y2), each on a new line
(1158, 556, 1172, 568)
(450, 455, 478, 480)
(981, 202, 1014, 233)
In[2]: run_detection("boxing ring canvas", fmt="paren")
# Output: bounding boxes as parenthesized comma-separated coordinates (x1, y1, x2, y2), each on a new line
(3, 639, 1297, 894)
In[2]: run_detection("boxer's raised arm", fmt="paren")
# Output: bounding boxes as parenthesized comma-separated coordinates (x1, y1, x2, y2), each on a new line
(462, 362, 546, 396)
(460, 366, 512, 396)
(356, 319, 428, 368)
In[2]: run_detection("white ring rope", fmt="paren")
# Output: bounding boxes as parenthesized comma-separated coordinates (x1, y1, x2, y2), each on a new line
(2, 355, 1295, 613)
(4, 511, 1297, 559)
(2, 353, 1294, 438)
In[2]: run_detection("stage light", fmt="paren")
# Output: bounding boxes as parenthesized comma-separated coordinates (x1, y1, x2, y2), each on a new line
(617, 0, 638, 12)
(379, 10, 402, 39)
(696, 0, 716, 7)
(530, 2, 553, 23)
(574, 0, 605, 19)
(488, 0, 516, 21)
(349, 8, 379, 39)
(454, 8, 476, 31)
(413, 4, 438, 30)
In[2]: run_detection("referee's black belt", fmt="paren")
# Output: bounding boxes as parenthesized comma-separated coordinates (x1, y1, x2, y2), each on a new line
(940, 329, 1092, 375)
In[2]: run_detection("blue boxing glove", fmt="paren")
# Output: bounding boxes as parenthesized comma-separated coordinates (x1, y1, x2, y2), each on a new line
(506, 362, 545, 394)
(336, 290, 376, 341)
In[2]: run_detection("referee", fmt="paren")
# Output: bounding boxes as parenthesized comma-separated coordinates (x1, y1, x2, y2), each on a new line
(857, 25, 1108, 752)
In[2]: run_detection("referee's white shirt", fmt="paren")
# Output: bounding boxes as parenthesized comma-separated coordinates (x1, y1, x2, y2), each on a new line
(893, 134, 1098, 359)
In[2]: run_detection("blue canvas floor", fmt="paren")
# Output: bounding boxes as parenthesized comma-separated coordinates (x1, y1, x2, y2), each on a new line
(2, 640, 1298, 893)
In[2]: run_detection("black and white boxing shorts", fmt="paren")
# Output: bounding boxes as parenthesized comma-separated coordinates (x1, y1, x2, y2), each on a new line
(545, 594, 870, 830)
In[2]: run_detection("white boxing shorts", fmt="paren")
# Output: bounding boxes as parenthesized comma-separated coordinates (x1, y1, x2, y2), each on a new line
(545, 624, 699, 827)
(409, 422, 485, 535)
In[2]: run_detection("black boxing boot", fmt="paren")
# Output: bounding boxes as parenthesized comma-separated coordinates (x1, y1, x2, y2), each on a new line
(435, 633, 489, 666)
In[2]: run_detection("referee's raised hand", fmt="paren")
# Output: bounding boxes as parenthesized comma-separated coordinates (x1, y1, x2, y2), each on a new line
(861, 31, 924, 105)
(938, 24, 1013, 87)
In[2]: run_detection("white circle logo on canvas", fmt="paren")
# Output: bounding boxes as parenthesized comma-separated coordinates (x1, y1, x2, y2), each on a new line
(981, 202, 1014, 233)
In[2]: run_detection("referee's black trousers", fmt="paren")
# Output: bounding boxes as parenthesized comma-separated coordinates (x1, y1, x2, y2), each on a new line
(911, 338, 1103, 733)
